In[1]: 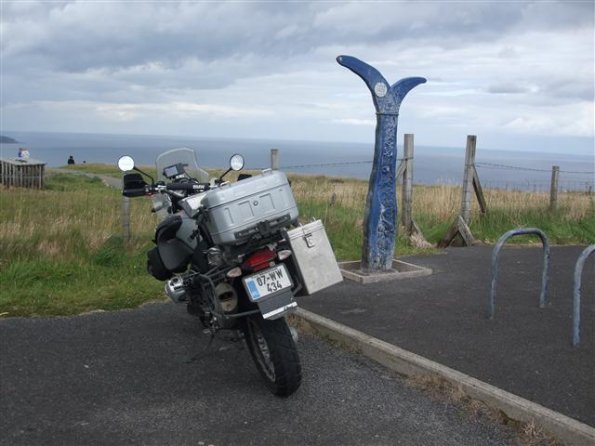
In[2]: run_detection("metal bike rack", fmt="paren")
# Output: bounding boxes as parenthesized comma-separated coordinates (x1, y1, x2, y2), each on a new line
(488, 228, 550, 319)
(572, 244, 595, 347)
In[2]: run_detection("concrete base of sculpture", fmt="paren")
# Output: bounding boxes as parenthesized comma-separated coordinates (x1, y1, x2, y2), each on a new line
(339, 259, 432, 284)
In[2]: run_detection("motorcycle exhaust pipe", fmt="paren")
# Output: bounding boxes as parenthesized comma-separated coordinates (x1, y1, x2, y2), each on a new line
(214, 283, 238, 314)
(214, 283, 238, 329)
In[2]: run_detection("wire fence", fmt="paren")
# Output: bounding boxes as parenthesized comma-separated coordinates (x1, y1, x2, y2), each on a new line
(477, 180, 593, 194)
(265, 157, 594, 194)
(278, 160, 374, 170)
(475, 162, 594, 193)
(475, 162, 593, 175)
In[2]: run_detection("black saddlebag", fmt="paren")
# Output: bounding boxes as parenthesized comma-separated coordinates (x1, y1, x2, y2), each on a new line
(147, 215, 194, 280)
(147, 247, 173, 281)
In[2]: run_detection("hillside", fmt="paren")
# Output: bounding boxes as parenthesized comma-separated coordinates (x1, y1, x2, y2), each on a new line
(0, 135, 19, 144)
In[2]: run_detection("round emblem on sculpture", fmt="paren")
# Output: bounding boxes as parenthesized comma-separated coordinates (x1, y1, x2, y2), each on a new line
(374, 82, 388, 98)
(253, 200, 258, 206)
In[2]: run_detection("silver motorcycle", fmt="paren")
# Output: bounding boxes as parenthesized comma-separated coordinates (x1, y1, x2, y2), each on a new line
(117, 147, 342, 397)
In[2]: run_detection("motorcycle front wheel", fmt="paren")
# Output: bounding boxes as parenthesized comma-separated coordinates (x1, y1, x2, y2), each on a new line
(242, 314, 302, 397)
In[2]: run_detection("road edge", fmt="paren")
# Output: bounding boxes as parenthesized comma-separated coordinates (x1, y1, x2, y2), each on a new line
(295, 308, 595, 446)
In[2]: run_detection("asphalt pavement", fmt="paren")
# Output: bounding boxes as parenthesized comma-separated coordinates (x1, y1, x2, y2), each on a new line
(0, 302, 519, 446)
(297, 245, 595, 428)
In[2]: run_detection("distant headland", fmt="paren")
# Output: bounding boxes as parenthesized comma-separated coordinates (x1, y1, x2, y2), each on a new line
(0, 135, 20, 144)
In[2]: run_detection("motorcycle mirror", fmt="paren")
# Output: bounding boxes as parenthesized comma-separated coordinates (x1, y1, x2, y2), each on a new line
(118, 155, 135, 172)
(229, 154, 244, 171)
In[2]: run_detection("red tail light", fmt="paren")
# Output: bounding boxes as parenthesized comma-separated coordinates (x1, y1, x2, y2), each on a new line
(243, 249, 277, 272)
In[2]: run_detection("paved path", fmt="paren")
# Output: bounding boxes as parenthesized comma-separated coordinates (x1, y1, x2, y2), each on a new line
(47, 168, 122, 188)
(0, 303, 518, 446)
(298, 245, 594, 427)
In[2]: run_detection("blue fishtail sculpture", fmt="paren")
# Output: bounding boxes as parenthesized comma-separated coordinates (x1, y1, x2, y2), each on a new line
(337, 55, 425, 272)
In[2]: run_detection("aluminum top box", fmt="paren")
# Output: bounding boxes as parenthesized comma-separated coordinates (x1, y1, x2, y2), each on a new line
(202, 170, 299, 245)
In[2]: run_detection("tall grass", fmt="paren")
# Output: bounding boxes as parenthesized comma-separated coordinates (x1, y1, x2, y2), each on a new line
(1, 174, 157, 260)
(289, 174, 594, 258)
(0, 174, 164, 317)
(0, 168, 592, 317)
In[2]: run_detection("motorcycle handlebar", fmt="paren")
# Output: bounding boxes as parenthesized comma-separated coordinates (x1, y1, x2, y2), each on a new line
(123, 187, 149, 198)
(123, 181, 210, 198)
(166, 182, 210, 192)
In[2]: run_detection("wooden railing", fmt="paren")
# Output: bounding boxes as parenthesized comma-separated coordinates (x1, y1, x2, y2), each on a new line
(0, 158, 46, 189)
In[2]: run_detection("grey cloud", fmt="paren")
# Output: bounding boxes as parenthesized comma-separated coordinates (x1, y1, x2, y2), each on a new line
(488, 74, 595, 105)
(3, 2, 318, 72)
(308, 1, 592, 49)
(521, 1, 594, 30)
(1, 0, 592, 134)
(545, 79, 595, 102)
(4, 1, 592, 76)
(487, 84, 534, 94)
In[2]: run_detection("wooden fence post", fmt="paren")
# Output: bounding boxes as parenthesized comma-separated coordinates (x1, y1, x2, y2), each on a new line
(271, 148, 279, 170)
(549, 165, 559, 210)
(122, 196, 130, 244)
(472, 165, 486, 214)
(461, 135, 477, 225)
(401, 134, 414, 230)
(438, 135, 485, 248)
(395, 134, 428, 244)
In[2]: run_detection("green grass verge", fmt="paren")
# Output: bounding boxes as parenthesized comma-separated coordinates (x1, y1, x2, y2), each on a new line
(1, 167, 592, 318)
(1, 256, 165, 318)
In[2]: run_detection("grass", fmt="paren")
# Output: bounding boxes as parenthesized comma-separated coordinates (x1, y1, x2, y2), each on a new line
(289, 174, 594, 258)
(1, 167, 593, 317)
(406, 374, 564, 446)
(57, 163, 124, 177)
(0, 174, 166, 317)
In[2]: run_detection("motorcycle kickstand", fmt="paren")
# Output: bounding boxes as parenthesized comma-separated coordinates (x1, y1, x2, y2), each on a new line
(208, 328, 245, 350)
(185, 328, 218, 363)
(205, 328, 216, 350)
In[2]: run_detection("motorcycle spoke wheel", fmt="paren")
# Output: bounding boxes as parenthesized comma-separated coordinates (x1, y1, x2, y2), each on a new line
(243, 315, 302, 397)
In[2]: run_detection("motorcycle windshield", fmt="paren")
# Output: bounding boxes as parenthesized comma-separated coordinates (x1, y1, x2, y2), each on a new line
(155, 147, 210, 183)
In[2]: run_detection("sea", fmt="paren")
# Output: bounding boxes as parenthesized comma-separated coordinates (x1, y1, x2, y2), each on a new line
(1, 131, 593, 192)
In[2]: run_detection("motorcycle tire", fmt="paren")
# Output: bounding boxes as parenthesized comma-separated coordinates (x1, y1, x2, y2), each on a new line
(242, 314, 302, 397)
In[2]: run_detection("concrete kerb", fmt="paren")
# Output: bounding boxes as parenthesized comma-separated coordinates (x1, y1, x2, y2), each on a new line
(295, 307, 595, 446)
(339, 259, 432, 284)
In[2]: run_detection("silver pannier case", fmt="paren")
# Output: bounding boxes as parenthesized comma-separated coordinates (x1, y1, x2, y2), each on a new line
(284, 220, 343, 295)
(202, 170, 299, 245)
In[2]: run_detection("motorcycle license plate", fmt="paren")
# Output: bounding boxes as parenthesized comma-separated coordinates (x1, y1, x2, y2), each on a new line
(243, 264, 292, 302)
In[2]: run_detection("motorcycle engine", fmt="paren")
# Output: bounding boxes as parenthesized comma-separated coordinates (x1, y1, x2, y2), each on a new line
(164, 276, 187, 303)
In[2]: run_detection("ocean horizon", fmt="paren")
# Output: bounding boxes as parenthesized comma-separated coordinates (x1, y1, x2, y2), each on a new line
(1, 130, 593, 192)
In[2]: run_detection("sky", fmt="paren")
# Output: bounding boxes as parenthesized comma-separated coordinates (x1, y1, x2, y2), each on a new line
(1, 0, 594, 155)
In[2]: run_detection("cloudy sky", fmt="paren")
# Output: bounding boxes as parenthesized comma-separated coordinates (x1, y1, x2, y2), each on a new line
(1, 0, 593, 154)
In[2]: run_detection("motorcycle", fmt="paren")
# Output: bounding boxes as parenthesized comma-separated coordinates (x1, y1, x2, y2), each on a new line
(117, 147, 342, 397)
